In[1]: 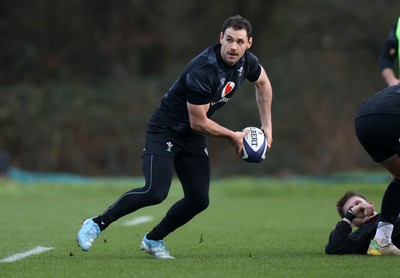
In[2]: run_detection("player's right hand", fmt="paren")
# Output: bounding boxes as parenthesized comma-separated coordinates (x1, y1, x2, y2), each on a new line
(351, 202, 374, 218)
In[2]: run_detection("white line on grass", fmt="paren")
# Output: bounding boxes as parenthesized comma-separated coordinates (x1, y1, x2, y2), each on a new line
(122, 215, 153, 226)
(0, 246, 54, 263)
(1, 216, 152, 263)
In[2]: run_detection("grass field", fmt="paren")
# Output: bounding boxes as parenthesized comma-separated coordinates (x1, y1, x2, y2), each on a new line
(0, 175, 399, 278)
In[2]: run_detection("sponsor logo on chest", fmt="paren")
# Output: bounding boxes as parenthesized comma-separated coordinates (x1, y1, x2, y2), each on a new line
(221, 81, 235, 98)
(211, 81, 235, 106)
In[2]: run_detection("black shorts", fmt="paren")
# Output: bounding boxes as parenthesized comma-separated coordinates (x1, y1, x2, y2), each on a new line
(355, 114, 400, 162)
(143, 128, 209, 158)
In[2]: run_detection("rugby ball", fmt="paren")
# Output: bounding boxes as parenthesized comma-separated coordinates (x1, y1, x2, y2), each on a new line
(241, 127, 267, 163)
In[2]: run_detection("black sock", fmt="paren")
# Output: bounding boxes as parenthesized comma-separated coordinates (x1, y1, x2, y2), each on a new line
(146, 230, 161, 241)
(92, 216, 111, 231)
(380, 178, 400, 224)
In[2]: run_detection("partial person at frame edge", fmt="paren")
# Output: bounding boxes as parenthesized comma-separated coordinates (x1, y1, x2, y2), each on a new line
(379, 17, 400, 86)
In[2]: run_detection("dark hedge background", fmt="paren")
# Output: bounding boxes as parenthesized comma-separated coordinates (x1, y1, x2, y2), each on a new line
(1, 0, 399, 176)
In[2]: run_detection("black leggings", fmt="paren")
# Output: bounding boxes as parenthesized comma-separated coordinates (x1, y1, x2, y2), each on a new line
(96, 153, 210, 239)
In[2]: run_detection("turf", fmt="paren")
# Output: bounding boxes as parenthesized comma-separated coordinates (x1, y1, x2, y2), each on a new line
(0, 176, 398, 278)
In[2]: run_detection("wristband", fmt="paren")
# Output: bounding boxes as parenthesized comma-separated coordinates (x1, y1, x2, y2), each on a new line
(344, 209, 356, 222)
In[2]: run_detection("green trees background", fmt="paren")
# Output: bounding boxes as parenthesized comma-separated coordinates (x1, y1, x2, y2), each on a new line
(0, 0, 398, 176)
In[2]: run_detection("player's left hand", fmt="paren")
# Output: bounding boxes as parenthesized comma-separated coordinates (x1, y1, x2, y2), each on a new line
(261, 127, 272, 150)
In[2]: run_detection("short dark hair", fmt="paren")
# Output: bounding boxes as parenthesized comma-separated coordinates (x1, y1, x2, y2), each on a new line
(336, 191, 367, 218)
(221, 15, 253, 38)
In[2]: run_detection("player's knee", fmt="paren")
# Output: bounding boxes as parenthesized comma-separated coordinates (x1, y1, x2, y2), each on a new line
(141, 185, 169, 205)
(149, 190, 168, 204)
(200, 198, 210, 212)
(194, 196, 210, 213)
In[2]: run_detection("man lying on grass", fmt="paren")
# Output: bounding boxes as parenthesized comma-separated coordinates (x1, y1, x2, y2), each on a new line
(325, 191, 400, 255)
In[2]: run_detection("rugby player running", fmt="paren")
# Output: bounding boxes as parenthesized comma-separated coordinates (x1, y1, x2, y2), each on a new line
(77, 15, 273, 259)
